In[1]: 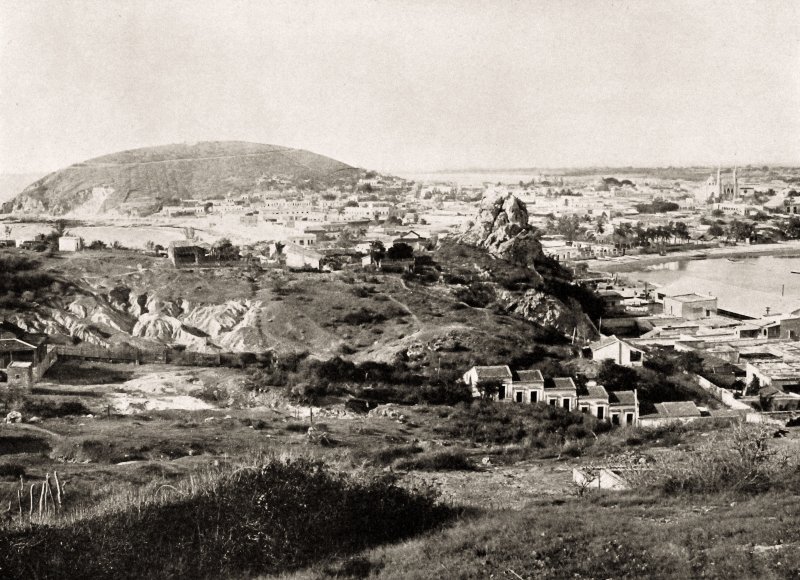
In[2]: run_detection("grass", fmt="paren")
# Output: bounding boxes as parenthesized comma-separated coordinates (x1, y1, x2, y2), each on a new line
(282, 491, 800, 580)
(0, 458, 453, 579)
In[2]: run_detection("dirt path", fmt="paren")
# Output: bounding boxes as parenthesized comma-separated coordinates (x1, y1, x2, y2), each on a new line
(2, 422, 65, 441)
(404, 460, 575, 510)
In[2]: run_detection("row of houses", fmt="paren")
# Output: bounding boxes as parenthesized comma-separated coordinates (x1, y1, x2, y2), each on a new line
(462, 365, 640, 426)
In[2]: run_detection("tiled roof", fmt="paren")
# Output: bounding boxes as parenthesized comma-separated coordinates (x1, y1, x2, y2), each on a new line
(584, 384, 609, 400)
(609, 391, 638, 406)
(549, 377, 576, 391)
(589, 335, 619, 351)
(514, 369, 544, 382)
(653, 401, 700, 417)
(473, 365, 512, 380)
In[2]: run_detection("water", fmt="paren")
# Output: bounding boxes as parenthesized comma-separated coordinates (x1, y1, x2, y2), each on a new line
(624, 255, 800, 299)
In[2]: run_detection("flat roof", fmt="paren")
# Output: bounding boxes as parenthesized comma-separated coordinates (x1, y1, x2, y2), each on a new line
(667, 293, 715, 303)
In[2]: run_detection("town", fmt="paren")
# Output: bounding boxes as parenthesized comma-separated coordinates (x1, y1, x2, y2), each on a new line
(1, 0, 799, 578)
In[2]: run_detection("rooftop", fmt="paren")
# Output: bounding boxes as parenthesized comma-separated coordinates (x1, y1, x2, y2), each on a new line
(548, 377, 576, 391)
(471, 365, 513, 381)
(584, 384, 609, 400)
(514, 369, 544, 383)
(668, 293, 715, 303)
(653, 401, 701, 417)
(609, 390, 637, 406)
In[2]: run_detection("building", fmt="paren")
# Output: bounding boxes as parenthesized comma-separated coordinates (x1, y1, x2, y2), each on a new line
(662, 294, 718, 319)
(287, 234, 316, 247)
(284, 242, 324, 270)
(578, 383, 610, 420)
(462, 365, 513, 399)
(546, 377, 578, 411)
(509, 369, 545, 403)
(746, 360, 800, 394)
(58, 236, 83, 252)
(0, 322, 54, 388)
(588, 335, 644, 367)
(167, 240, 210, 267)
(608, 390, 639, 426)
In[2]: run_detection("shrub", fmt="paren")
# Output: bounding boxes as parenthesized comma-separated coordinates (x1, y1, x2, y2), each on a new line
(654, 424, 792, 494)
(0, 459, 453, 579)
(0, 462, 25, 479)
(21, 399, 91, 418)
(395, 448, 475, 471)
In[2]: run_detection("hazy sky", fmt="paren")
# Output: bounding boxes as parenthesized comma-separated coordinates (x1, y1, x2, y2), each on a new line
(1, 0, 799, 173)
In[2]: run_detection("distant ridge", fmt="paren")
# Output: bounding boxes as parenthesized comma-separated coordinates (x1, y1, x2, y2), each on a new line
(8, 141, 359, 216)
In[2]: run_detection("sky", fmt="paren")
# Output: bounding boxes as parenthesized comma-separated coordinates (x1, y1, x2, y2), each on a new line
(1, 0, 799, 174)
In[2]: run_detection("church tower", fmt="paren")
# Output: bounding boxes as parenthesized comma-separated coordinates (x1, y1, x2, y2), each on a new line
(717, 165, 722, 200)
(733, 165, 738, 198)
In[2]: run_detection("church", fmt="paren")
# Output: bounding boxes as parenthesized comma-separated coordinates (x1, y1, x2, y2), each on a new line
(698, 166, 739, 203)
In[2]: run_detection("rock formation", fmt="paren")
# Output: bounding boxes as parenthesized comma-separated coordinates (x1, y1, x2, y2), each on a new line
(459, 189, 545, 268)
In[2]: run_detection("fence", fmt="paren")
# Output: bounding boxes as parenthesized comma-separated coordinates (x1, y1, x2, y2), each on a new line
(52, 344, 273, 369)
(694, 374, 752, 410)
(53, 344, 168, 364)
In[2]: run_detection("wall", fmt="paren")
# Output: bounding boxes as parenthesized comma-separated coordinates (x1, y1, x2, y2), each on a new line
(695, 374, 751, 410)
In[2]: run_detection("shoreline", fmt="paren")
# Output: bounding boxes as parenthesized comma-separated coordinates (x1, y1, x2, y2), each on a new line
(586, 241, 800, 273)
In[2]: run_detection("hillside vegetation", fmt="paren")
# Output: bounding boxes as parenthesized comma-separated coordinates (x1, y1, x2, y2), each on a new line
(9, 141, 359, 216)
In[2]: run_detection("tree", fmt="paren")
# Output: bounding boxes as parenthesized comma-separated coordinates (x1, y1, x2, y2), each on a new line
(784, 217, 800, 239)
(673, 221, 690, 243)
(598, 360, 638, 391)
(556, 214, 581, 243)
(676, 351, 703, 374)
(387, 242, 414, 261)
(708, 223, 724, 237)
(728, 220, 755, 243)
(747, 375, 761, 397)
(477, 379, 503, 401)
(369, 240, 386, 264)
(595, 214, 607, 235)
(212, 238, 239, 261)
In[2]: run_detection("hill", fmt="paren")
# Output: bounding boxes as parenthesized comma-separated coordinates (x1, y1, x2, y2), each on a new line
(8, 141, 359, 216)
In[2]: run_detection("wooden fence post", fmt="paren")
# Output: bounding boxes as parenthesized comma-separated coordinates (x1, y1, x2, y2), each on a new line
(53, 470, 62, 509)
(29, 483, 36, 521)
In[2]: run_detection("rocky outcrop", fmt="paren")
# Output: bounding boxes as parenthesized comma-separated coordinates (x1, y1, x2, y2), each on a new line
(459, 190, 545, 268)
(496, 289, 596, 339)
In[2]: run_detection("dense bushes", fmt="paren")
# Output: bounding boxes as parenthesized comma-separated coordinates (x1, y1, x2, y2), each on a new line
(20, 399, 92, 418)
(654, 425, 797, 495)
(436, 400, 611, 447)
(0, 459, 453, 579)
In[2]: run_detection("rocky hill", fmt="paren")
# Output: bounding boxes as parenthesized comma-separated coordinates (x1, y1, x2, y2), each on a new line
(453, 190, 597, 339)
(9, 141, 359, 216)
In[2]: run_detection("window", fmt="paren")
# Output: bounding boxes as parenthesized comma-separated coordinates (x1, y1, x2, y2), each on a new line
(626, 413, 634, 425)
(612, 414, 620, 425)
(597, 407, 605, 420)
(580, 406, 589, 414)
(515, 391, 523, 403)
(530, 391, 538, 403)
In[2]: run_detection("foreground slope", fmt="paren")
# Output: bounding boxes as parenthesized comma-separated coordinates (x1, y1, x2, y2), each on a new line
(9, 141, 359, 216)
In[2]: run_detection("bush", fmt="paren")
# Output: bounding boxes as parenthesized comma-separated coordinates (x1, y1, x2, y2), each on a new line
(21, 399, 91, 418)
(655, 425, 791, 495)
(395, 448, 476, 471)
(0, 462, 25, 479)
(0, 459, 453, 579)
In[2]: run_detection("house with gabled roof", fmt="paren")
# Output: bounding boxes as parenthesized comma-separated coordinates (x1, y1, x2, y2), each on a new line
(578, 382, 609, 421)
(588, 335, 644, 367)
(545, 377, 578, 411)
(509, 369, 545, 403)
(462, 365, 513, 399)
(609, 390, 640, 426)
(0, 321, 54, 388)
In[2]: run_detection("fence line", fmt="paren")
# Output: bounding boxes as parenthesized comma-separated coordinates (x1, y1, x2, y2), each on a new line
(52, 344, 272, 368)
